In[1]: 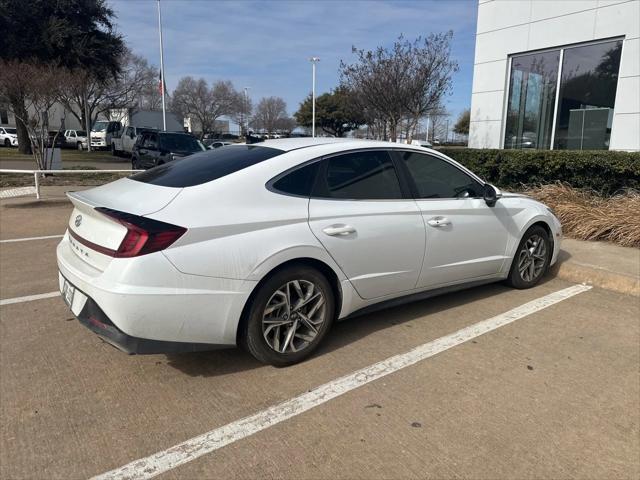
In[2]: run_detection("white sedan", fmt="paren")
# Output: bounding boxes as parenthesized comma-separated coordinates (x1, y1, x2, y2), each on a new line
(57, 138, 561, 366)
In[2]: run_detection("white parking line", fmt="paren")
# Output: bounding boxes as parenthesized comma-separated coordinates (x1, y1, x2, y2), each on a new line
(0, 234, 64, 244)
(92, 283, 592, 480)
(0, 291, 60, 306)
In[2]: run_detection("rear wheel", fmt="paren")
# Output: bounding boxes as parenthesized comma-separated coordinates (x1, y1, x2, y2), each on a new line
(506, 225, 551, 289)
(241, 266, 335, 366)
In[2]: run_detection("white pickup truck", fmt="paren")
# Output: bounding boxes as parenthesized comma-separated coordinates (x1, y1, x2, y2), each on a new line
(63, 130, 88, 150)
(111, 126, 158, 157)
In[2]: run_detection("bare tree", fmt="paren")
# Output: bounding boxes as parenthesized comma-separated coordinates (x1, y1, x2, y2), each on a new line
(57, 51, 158, 131)
(210, 81, 243, 127)
(340, 33, 458, 142)
(251, 97, 289, 134)
(171, 77, 241, 137)
(0, 61, 67, 169)
(232, 95, 253, 137)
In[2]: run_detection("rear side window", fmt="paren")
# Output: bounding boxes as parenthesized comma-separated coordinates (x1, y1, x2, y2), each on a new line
(271, 162, 320, 197)
(316, 150, 403, 200)
(131, 145, 285, 187)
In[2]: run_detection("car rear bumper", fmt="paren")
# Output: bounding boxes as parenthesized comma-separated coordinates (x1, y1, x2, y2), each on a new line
(56, 233, 255, 349)
(60, 273, 226, 354)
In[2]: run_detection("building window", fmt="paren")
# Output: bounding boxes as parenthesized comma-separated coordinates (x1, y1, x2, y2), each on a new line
(0, 110, 8, 125)
(553, 40, 623, 150)
(504, 50, 559, 149)
(504, 38, 623, 150)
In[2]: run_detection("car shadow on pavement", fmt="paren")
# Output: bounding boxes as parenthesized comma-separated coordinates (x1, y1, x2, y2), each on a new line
(165, 274, 561, 378)
(165, 347, 262, 378)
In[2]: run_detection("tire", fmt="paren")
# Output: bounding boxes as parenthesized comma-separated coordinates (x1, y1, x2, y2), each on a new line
(241, 265, 335, 366)
(505, 225, 552, 289)
(4, 139, 9, 147)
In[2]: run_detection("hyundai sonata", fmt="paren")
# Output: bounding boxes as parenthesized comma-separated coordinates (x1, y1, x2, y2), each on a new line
(57, 138, 561, 366)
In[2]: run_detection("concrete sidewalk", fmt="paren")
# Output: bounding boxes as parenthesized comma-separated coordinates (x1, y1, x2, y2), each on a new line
(554, 238, 640, 296)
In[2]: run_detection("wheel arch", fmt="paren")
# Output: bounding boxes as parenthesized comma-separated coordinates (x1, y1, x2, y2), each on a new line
(505, 218, 555, 273)
(236, 257, 343, 344)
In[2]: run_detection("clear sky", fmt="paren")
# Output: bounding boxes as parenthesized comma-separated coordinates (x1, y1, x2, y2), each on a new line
(111, 0, 478, 123)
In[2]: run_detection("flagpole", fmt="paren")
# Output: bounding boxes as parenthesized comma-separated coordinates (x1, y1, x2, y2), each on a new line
(157, 0, 167, 131)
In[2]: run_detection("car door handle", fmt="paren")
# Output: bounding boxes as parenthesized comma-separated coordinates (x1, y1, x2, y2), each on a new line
(322, 225, 356, 236)
(427, 217, 451, 227)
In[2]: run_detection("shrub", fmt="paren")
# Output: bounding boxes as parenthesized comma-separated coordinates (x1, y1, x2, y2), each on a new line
(525, 184, 640, 248)
(436, 148, 640, 196)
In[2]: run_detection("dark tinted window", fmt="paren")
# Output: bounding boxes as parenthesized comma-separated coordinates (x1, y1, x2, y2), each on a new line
(132, 145, 284, 187)
(142, 133, 157, 149)
(272, 162, 320, 196)
(159, 133, 203, 153)
(317, 150, 402, 200)
(400, 152, 482, 198)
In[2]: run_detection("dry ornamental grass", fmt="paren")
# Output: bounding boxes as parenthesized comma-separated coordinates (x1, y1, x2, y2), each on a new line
(526, 183, 640, 248)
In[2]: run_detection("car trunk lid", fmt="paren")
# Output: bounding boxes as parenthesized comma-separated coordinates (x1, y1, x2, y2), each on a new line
(65, 178, 182, 271)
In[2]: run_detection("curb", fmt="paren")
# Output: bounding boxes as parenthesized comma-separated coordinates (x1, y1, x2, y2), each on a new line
(553, 261, 640, 297)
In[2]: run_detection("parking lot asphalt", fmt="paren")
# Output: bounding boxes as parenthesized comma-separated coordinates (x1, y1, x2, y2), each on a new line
(1, 193, 638, 480)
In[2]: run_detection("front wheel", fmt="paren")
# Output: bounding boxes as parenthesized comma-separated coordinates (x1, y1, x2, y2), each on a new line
(506, 225, 552, 289)
(4, 139, 10, 147)
(241, 266, 335, 366)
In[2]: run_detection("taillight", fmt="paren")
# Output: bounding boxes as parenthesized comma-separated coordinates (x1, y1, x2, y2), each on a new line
(95, 207, 186, 257)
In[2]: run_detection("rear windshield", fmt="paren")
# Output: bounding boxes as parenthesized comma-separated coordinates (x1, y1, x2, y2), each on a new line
(159, 133, 204, 153)
(131, 145, 285, 187)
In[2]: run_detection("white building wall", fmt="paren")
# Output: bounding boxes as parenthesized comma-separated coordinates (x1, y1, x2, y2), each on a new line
(469, 0, 640, 151)
(0, 102, 83, 131)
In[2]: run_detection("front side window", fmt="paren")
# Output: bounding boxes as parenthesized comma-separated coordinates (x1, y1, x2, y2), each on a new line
(400, 152, 482, 199)
(316, 150, 403, 200)
(553, 40, 623, 150)
(504, 50, 559, 150)
(143, 133, 158, 149)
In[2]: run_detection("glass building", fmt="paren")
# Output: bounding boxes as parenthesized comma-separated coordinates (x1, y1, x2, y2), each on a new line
(469, 0, 639, 151)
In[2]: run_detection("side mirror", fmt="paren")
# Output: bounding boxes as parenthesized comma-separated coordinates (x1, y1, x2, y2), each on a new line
(483, 183, 502, 207)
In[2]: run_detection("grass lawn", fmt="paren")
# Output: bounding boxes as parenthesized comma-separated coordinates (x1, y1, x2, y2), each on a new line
(0, 147, 115, 163)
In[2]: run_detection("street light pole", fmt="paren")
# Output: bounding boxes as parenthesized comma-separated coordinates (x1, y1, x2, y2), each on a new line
(309, 57, 320, 138)
(157, 0, 167, 131)
(425, 116, 430, 142)
(243, 87, 250, 137)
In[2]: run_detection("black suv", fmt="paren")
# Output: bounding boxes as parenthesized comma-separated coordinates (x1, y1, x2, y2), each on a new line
(132, 132, 205, 169)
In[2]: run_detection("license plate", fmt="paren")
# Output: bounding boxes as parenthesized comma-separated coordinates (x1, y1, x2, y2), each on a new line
(61, 278, 75, 308)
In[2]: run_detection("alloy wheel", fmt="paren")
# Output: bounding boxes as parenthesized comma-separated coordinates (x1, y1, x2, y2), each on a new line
(517, 234, 547, 282)
(262, 280, 327, 354)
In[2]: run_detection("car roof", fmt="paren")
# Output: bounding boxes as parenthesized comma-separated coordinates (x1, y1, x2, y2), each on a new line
(255, 137, 440, 154)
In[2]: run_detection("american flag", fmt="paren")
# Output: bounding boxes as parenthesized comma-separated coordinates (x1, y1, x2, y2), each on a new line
(158, 71, 166, 95)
